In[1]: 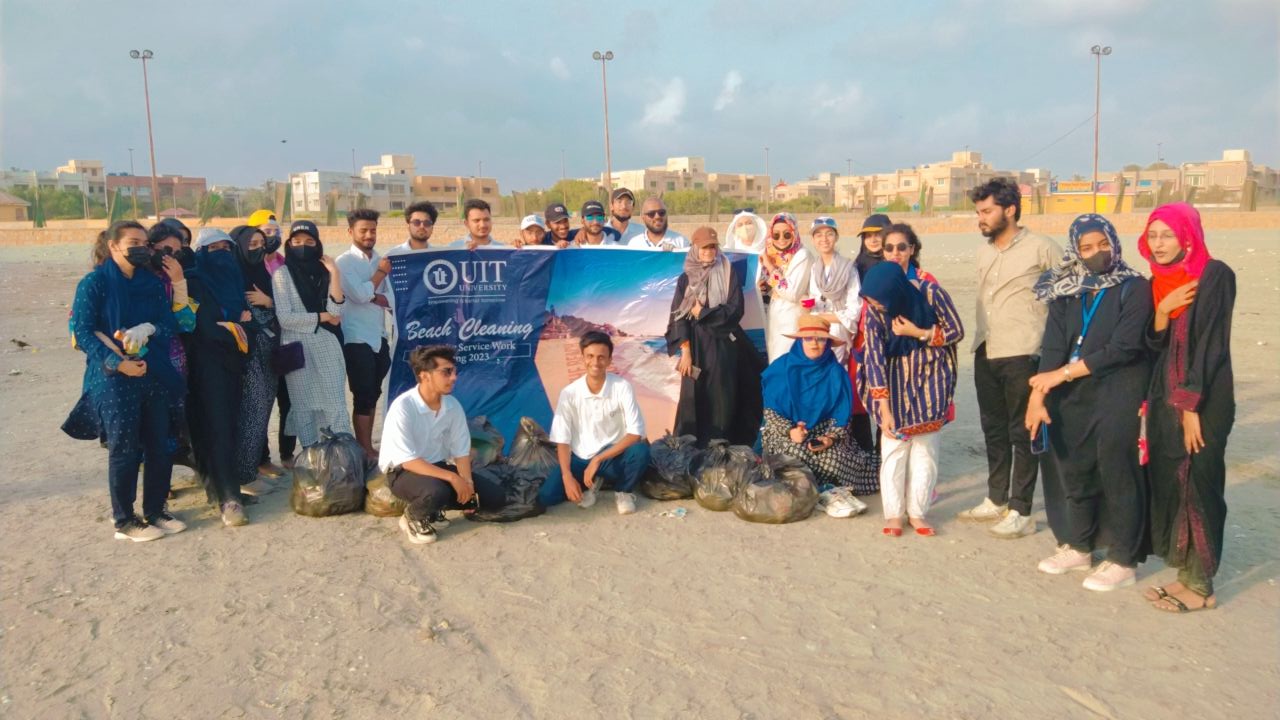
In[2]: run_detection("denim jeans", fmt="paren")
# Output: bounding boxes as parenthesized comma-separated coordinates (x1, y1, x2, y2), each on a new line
(537, 441, 652, 507)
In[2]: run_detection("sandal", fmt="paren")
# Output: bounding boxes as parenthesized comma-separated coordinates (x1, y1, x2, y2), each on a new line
(914, 526, 937, 537)
(1144, 586, 1170, 602)
(882, 526, 903, 537)
(1152, 593, 1217, 614)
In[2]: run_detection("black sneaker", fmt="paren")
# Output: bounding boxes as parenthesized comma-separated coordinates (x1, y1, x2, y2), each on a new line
(113, 516, 165, 543)
(399, 514, 438, 545)
(430, 511, 452, 530)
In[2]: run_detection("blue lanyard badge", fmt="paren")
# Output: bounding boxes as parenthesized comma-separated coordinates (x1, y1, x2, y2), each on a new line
(1070, 289, 1107, 362)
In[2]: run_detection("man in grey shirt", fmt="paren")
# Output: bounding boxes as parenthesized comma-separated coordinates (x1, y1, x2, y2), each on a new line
(959, 178, 1061, 539)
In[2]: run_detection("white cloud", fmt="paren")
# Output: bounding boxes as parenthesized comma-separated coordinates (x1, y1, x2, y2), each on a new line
(811, 82, 863, 113)
(714, 70, 743, 111)
(642, 77, 687, 127)
(549, 56, 570, 81)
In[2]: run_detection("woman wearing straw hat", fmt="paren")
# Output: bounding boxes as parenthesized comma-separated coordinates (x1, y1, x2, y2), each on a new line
(761, 315, 878, 517)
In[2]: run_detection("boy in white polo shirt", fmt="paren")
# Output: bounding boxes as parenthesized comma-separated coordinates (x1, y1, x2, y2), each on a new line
(538, 331, 651, 514)
(379, 345, 504, 544)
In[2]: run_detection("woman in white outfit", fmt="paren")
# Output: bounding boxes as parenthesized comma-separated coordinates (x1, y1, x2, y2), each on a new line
(806, 216, 861, 365)
(757, 212, 812, 362)
(724, 211, 767, 254)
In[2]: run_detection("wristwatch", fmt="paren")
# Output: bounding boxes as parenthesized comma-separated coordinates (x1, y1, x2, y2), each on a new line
(1062, 366, 1073, 382)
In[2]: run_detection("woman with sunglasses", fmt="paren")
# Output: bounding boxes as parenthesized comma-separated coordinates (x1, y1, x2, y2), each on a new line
(758, 212, 813, 362)
(881, 223, 939, 285)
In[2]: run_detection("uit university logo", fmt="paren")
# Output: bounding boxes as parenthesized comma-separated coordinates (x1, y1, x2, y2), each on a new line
(422, 258, 508, 296)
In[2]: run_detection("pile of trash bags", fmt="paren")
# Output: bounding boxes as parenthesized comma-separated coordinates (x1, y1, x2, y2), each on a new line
(290, 430, 367, 517)
(732, 454, 819, 524)
(639, 433, 701, 500)
(693, 441, 761, 512)
(508, 416, 557, 477)
(466, 464, 546, 523)
(469, 416, 505, 468)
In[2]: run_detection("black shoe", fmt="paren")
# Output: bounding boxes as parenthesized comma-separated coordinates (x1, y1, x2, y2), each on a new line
(399, 514, 438, 545)
(430, 511, 452, 530)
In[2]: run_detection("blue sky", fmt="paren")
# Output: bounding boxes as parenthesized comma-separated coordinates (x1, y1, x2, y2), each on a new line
(2, 0, 1276, 191)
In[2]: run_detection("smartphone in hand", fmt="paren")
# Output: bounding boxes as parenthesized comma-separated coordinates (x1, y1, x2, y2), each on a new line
(1030, 423, 1050, 455)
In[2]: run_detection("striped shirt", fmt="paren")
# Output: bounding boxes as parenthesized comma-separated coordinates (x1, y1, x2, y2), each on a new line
(860, 280, 965, 436)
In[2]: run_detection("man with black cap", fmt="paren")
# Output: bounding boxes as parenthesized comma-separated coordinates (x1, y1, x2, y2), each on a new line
(627, 196, 688, 251)
(543, 203, 573, 248)
(608, 187, 645, 243)
(569, 200, 621, 246)
(854, 213, 892, 280)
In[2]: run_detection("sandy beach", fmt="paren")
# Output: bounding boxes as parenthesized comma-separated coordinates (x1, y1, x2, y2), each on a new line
(0, 228, 1277, 718)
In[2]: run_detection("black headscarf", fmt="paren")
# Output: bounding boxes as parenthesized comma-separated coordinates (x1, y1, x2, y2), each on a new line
(284, 237, 340, 338)
(231, 225, 273, 299)
(855, 235, 883, 280)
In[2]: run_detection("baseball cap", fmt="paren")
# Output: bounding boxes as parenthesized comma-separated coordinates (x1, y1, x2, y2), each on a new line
(610, 187, 635, 202)
(288, 220, 320, 240)
(545, 203, 570, 223)
(581, 200, 605, 217)
(860, 214, 892, 235)
(691, 226, 720, 248)
(811, 216, 838, 234)
(520, 214, 546, 231)
(247, 209, 276, 227)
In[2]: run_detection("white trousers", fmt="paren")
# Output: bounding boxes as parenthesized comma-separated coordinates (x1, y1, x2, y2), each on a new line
(879, 431, 942, 520)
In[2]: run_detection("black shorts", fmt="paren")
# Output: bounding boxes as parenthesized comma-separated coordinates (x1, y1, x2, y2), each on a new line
(343, 339, 391, 414)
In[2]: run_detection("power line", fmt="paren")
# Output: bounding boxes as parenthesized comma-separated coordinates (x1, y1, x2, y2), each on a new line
(1016, 113, 1096, 167)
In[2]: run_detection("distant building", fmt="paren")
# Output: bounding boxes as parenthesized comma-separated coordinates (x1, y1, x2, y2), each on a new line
(603, 156, 769, 203)
(106, 174, 208, 210)
(0, 191, 30, 221)
(289, 153, 500, 215)
(1179, 149, 1278, 203)
(0, 158, 108, 200)
(774, 173, 839, 203)
(834, 151, 1035, 210)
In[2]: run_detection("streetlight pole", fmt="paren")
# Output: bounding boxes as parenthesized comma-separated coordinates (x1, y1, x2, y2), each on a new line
(127, 147, 138, 217)
(846, 158, 853, 209)
(592, 51, 614, 195)
(1090, 44, 1112, 213)
(764, 146, 770, 215)
(129, 50, 160, 218)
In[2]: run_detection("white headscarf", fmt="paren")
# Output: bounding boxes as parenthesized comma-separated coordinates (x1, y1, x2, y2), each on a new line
(724, 211, 766, 254)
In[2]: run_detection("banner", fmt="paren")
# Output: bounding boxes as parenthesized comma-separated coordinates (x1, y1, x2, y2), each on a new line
(389, 248, 764, 449)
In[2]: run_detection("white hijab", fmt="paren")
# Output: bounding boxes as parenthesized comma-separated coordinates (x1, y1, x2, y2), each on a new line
(724, 212, 767, 254)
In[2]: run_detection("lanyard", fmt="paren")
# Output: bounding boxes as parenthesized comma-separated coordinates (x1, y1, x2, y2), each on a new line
(1070, 289, 1107, 362)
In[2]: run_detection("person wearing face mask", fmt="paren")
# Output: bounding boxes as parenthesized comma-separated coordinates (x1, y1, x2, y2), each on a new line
(229, 225, 284, 496)
(145, 223, 200, 468)
(724, 210, 766, 254)
(272, 221, 352, 455)
(758, 212, 812, 362)
(64, 221, 187, 541)
(1023, 214, 1151, 590)
(247, 209, 292, 468)
(183, 228, 255, 527)
(248, 209, 285, 274)
(1137, 203, 1235, 614)
(665, 227, 763, 447)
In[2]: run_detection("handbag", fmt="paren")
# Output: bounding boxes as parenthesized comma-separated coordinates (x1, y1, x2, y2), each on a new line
(271, 341, 305, 375)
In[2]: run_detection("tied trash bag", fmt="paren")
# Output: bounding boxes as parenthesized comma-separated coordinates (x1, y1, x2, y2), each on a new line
(508, 417, 557, 478)
(639, 433, 701, 500)
(733, 454, 819, 524)
(364, 468, 407, 517)
(466, 464, 546, 523)
(694, 441, 760, 511)
(469, 416, 505, 468)
(290, 430, 366, 517)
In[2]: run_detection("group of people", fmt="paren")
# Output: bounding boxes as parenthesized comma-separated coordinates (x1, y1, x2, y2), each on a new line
(66, 177, 1234, 614)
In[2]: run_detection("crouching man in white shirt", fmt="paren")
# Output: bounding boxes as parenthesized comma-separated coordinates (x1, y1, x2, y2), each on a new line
(537, 331, 652, 515)
(379, 345, 503, 544)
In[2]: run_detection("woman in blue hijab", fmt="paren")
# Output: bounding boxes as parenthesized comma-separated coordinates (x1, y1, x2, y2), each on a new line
(761, 315, 878, 517)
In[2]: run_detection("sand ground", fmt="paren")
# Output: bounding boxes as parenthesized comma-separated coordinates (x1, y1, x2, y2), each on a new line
(0, 230, 1277, 719)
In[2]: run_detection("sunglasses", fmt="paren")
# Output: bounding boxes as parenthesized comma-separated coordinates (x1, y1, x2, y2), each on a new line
(409, 219, 434, 227)
(771, 231, 794, 241)
(644, 210, 667, 218)
(884, 242, 911, 252)
(584, 214, 606, 222)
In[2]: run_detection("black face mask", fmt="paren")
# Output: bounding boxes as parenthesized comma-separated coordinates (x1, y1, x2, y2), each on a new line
(289, 244, 320, 262)
(125, 246, 152, 268)
(174, 247, 196, 269)
(1081, 250, 1113, 275)
(149, 247, 173, 272)
(246, 247, 267, 265)
(264, 236, 282, 254)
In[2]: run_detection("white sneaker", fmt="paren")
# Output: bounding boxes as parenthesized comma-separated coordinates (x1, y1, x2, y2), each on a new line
(148, 511, 187, 535)
(614, 492, 637, 515)
(1037, 544, 1093, 574)
(988, 509, 1036, 539)
(577, 485, 598, 509)
(1082, 561, 1136, 592)
(113, 517, 165, 542)
(399, 514, 438, 545)
(957, 497, 1007, 522)
(819, 487, 868, 518)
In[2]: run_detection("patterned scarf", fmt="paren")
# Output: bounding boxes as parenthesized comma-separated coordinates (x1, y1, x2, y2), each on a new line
(1034, 214, 1142, 302)
(763, 213, 801, 290)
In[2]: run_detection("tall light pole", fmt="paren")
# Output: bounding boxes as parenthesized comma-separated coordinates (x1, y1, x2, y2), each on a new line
(478, 160, 483, 178)
(129, 50, 160, 218)
(846, 158, 853, 209)
(592, 50, 614, 195)
(1157, 142, 1164, 164)
(127, 147, 138, 217)
(1090, 44, 1112, 213)
(764, 146, 770, 215)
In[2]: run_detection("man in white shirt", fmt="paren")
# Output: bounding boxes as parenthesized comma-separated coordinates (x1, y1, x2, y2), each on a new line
(448, 198, 505, 249)
(335, 208, 392, 461)
(608, 187, 645, 243)
(569, 200, 622, 246)
(538, 331, 651, 514)
(384, 200, 438, 257)
(379, 345, 504, 544)
(627, 197, 689, 251)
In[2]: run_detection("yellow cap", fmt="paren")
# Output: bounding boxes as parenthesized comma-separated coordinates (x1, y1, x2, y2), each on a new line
(247, 209, 276, 226)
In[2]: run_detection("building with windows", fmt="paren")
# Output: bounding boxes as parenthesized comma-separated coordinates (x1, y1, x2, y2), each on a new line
(833, 151, 1036, 210)
(290, 153, 498, 215)
(1, 158, 108, 200)
(603, 156, 769, 202)
(105, 174, 208, 211)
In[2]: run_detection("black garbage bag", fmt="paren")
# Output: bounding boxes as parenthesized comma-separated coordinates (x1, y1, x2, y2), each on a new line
(290, 430, 366, 517)
(508, 417, 557, 478)
(466, 464, 546, 523)
(469, 415, 505, 468)
(364, 468, 407, 517)
(639, 433, 701, 500)
(733, 454, 819, 524)
(693, 441, 760, 511)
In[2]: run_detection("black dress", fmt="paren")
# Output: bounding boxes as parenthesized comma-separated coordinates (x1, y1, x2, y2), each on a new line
(1039, 278, 1153, 567)
(665, 267, 764, 447)
(1145, 259, 1235, 592)
(183, 276, 248, 506)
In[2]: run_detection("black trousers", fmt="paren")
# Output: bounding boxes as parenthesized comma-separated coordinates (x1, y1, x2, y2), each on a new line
(973, 344, 1039, 515)
(387, 463, 505, 522)
(260, 375, 295, 464)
